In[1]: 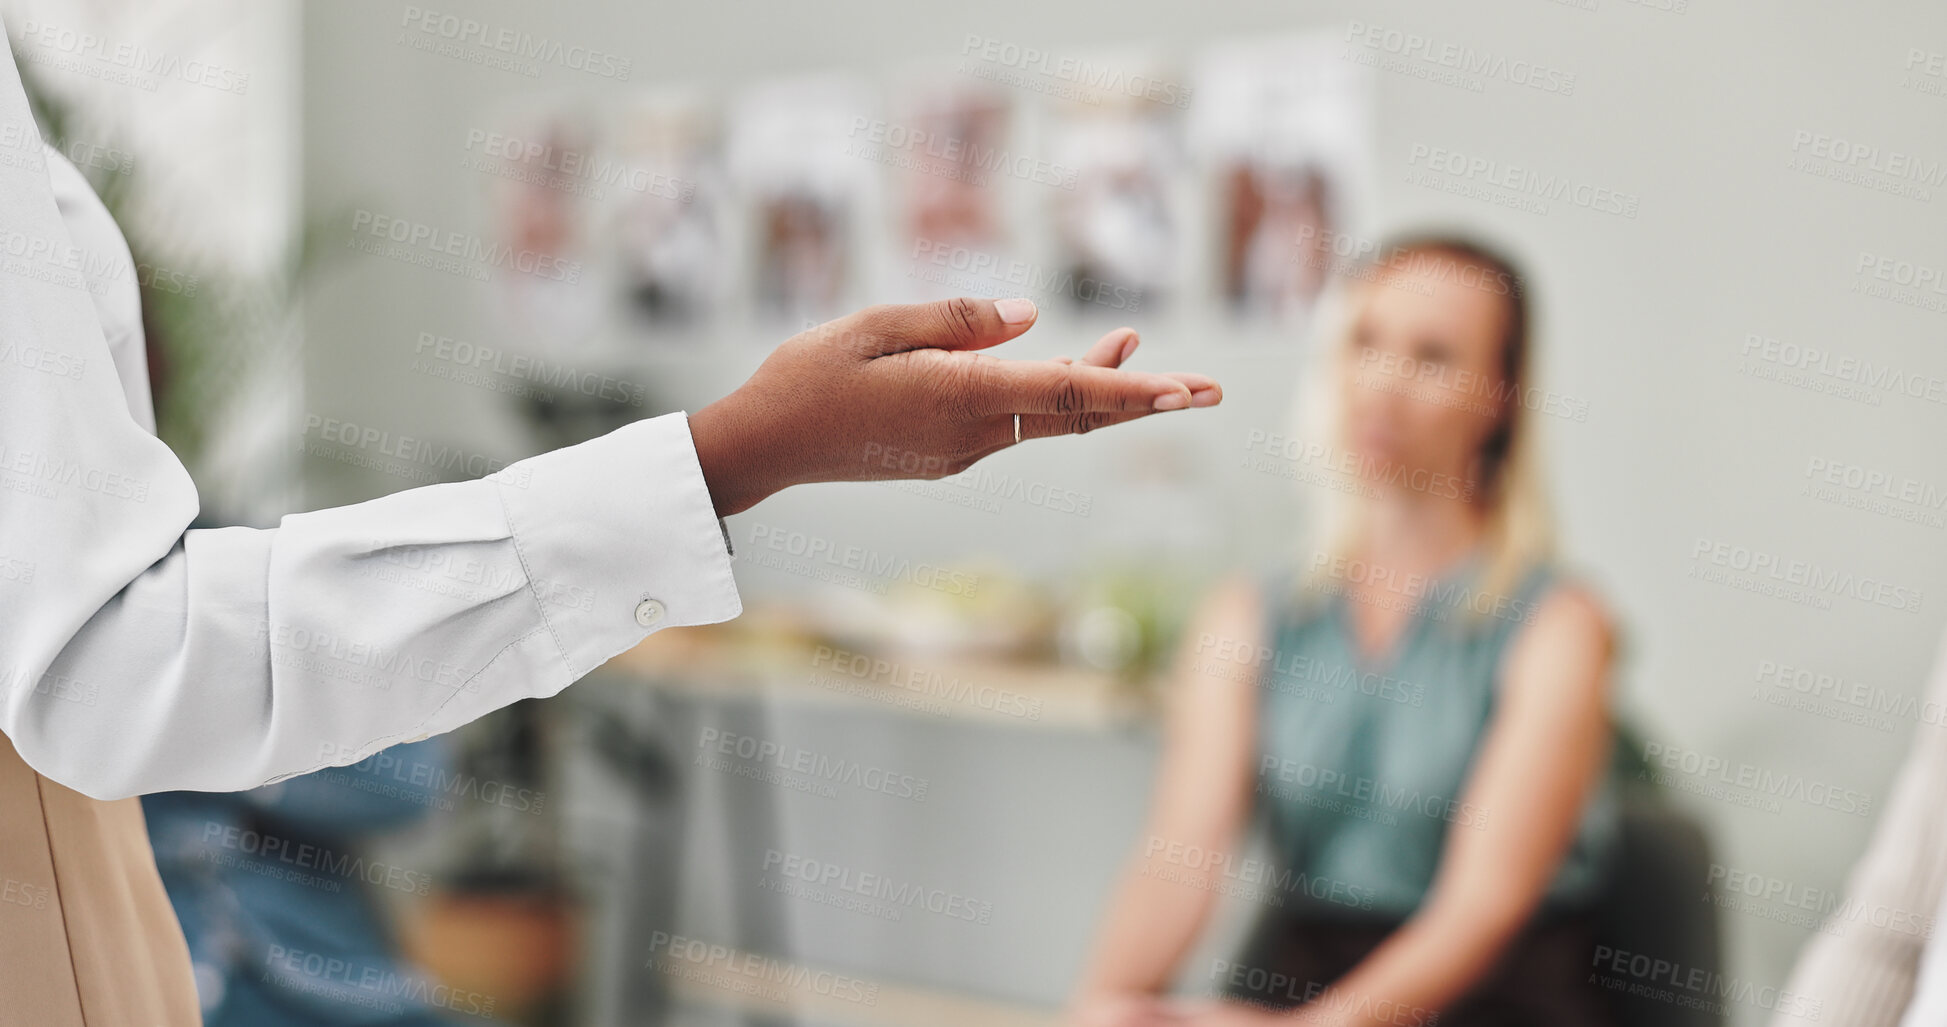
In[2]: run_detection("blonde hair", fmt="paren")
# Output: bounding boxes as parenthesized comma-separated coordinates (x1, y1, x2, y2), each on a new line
(1293, 234, 1555, 619)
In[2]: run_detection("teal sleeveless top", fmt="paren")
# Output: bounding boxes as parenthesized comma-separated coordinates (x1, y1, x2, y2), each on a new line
(1251, 554, 1618, 920)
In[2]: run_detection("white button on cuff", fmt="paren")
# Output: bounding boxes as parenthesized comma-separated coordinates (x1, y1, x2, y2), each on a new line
(634, 598, 666, 628)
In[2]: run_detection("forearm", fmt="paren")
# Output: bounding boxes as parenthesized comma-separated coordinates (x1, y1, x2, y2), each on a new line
(1076, 841, 1227, 998)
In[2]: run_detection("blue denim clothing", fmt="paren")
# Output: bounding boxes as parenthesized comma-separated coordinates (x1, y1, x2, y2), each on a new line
(144, 737, 488, 1027)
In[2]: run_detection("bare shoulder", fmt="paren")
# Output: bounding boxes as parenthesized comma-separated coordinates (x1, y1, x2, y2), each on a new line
(1503, 578, 1617, 697)
(1526, 580, 1615, 653)
(1175, 573, 1267, 677)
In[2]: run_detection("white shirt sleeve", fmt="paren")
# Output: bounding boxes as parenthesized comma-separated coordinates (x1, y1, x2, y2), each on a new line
(1900, 881, 1947, 1026)
(0, 36, 740, 801)
(1773, 627, 1947, 1027)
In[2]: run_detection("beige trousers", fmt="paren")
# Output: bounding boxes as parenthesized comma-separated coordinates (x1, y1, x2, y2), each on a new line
(0, 733, 199, 1026)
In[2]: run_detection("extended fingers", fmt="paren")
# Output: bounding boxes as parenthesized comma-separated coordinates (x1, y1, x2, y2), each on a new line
(976, 376, 1216, 452)
(1015, 376, 1216, 441)
(970, 359, 1207, 416)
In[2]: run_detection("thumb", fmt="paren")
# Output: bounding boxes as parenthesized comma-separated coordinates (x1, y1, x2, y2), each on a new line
(860, 296, 1039, 356)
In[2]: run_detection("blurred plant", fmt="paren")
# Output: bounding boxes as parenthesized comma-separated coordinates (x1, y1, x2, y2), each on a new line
(1060, 560, 1207, 690)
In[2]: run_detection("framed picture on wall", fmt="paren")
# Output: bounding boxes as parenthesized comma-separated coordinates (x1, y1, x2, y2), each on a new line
(607, 91, 727, 332)
(727, 74, 877, 326)
(1043, 64, 1188, 320)
(1191, 33, 1372, 328)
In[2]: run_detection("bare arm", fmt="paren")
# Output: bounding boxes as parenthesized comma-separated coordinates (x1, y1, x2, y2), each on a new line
(1295, 585, 1616, 1026)
(1071, 577, 1265, 1018)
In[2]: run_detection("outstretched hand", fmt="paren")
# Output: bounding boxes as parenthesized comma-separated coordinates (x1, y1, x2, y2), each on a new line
(689, 297, 1221, 515)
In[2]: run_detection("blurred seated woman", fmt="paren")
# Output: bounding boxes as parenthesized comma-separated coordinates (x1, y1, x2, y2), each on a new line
(1070, 235, 1620, 1027)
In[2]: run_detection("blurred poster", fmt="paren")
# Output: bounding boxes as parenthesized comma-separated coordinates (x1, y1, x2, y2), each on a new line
(1047, 68, 1186, 318)
(481, 105, 608, 355)
(1191, 34, 1371, 326)
(608, 93, 726, 329)
(873, 78, 1020, 301)
(729, 76, 875, 323)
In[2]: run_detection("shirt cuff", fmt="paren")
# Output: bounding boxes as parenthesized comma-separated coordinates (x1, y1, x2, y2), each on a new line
(492, 411, 742, 680)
